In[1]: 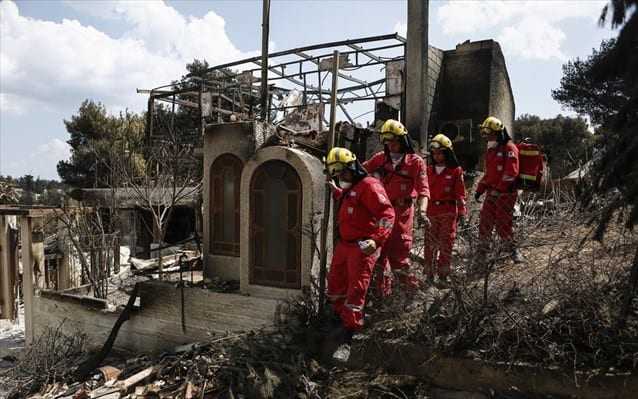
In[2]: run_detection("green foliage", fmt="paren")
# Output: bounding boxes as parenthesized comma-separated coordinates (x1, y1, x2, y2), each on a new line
(514, 114, 594, 178)
(0, 179, 19, 205)
(551, 40, 628, 126)
(57, 100, 146, 188)
(0, 174, 66, 205)
(553, 2, 638, 233)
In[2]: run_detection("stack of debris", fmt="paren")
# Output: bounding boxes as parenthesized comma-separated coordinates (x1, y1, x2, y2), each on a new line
(1, 293, 495, 399)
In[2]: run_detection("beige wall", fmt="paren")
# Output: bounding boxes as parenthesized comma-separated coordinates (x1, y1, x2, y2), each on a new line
(33, 281, 278, 354)
(203, 122, 255, 281)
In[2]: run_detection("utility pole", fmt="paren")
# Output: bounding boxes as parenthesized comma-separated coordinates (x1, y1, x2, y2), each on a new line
(405, 0, 429, 149)
(260, 0, 271, 121)
(318, 50, 340, 317)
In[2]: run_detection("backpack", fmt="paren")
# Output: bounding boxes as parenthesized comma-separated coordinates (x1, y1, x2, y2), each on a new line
(516, 141, 545, 191)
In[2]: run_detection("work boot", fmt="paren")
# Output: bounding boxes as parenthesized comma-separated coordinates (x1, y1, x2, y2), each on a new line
(331, 329, 354, 364)
(511, 248, 526, 264)
(332, 342, 351, 363)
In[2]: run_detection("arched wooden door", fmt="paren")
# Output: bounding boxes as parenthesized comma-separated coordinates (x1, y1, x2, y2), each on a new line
(249, 160, 302, 288)
(209, 154, 242, 257)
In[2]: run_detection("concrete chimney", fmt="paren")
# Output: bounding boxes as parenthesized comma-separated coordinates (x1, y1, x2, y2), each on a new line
(405, 0, 429, 148)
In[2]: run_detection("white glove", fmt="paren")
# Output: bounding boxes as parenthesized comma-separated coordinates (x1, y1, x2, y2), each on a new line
(326, 179, 338, 192)
(357, 239, 377, 255)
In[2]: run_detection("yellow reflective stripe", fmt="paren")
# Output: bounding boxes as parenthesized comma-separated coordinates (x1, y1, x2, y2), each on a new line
(520, 150, 540, 156)
(520, 174, 537, 181)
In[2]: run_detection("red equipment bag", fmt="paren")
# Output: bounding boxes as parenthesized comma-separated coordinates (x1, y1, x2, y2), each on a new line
(516, 141, 544, 191)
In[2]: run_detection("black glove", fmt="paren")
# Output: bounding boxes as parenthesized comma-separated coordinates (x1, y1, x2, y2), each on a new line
(474, 191, 483, 201)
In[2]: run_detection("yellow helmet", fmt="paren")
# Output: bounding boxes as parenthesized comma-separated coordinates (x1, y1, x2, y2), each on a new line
(479, 116, 504, 136)
(325, 147, 357, 177)
(380, 119, 408, 141)
(430, 133, 453, 150)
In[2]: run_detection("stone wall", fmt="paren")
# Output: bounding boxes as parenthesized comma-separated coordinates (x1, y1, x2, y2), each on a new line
(350, 338, 638, 399)
(239, 146, 328, 300)
(426, 45, 445, 132)
(32, 281, 278, 354)
(203, 122, 255, 281)
(431, 39, 515, 171)
(488, 42, 515, 136)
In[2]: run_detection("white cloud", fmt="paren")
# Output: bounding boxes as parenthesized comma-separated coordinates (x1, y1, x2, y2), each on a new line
(0, 93, 26, 115)
(0, 0, 253, 115)
(498, 17, 567, 60)
(37, 138, 71, 162)
(5, 138, 71, 179)
(434, 0, 606, 60)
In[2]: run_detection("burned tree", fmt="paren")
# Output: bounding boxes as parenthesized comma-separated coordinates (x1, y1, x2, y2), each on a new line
(113, 109, 202, 275)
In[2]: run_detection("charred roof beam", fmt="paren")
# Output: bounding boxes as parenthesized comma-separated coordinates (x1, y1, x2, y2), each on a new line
(295, 52, 367, 86)
(190, 33, 403, 77)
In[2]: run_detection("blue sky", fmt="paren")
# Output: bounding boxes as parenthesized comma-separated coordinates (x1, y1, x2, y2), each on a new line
(0, 0, 616, 180)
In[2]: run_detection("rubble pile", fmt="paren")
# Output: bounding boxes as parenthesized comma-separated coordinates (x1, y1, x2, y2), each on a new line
(0, 294, 443, 399)
(2, 194, 637, 398)
(0, 324, 87, 398)
(371, 195, 638, 375)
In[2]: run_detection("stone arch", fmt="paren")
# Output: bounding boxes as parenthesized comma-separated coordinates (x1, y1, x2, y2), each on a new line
(240, 146, 327, 299)
(203, 122, 254, 281)
(249, 160, 302, 289)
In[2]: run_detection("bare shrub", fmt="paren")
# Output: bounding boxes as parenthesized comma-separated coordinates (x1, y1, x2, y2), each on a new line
(0, 322, 87, 398)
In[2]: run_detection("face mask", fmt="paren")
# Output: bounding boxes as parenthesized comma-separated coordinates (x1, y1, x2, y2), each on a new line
(487, 141, 497, 149)
(389, 152, 403, 162)
(338, 181, 352, 189)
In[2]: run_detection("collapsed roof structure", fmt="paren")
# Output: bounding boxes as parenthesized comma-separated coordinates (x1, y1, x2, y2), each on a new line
(144, 31, 514, 172)
(145, 33, 407, 136)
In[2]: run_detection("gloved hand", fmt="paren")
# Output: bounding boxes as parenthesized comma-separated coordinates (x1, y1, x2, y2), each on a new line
(325, 179, 338, 192)
(357, 239, 377, 255)
(417, 209, 431, 228)
(474, 191, 483, 202)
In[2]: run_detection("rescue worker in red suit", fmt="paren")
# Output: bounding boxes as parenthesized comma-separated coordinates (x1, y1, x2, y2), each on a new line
(475, 116, 525, 264)
(325, 147, 395, 362)
(424, 134, 467, 284)
(363, 119, 430, 296)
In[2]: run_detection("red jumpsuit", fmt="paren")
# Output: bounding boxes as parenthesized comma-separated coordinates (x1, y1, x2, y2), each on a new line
(363, 152, 429, 294)
(424, 165, 467, 278)
(476, 142, 519, 245)
(327, 176, 395, 331)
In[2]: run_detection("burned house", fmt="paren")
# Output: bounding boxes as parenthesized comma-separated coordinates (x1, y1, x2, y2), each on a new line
(161, 34, 515, 299)
(2, 31, 514, 353)
(68, 187, 200, 259)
